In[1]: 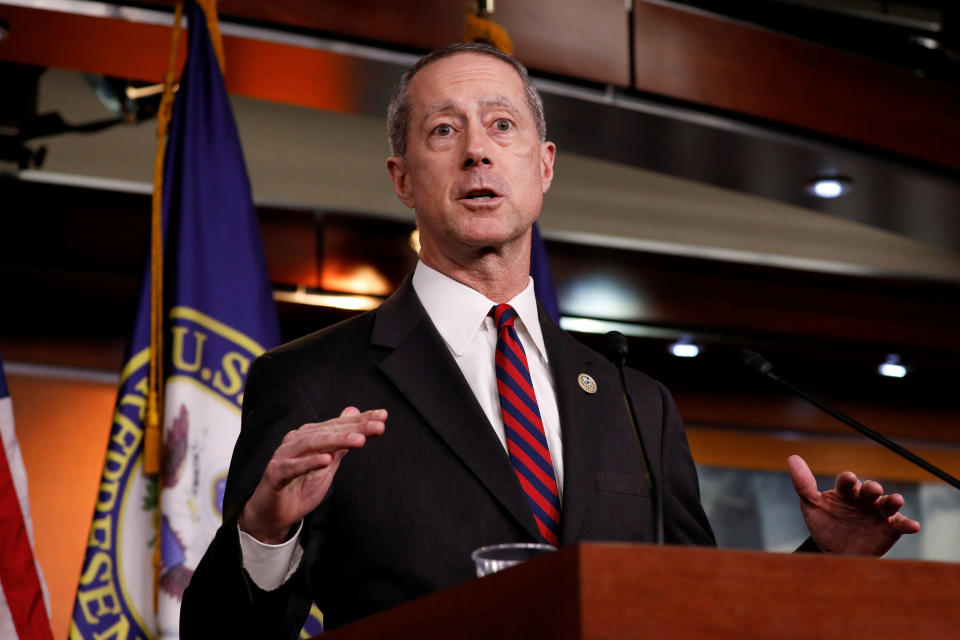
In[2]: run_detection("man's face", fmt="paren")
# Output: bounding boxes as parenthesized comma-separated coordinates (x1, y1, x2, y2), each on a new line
(387, 53, 555, 265)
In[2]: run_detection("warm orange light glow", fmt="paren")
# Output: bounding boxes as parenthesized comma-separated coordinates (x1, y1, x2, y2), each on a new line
(409, 229, 421, 255)
(322, 264, 393, 296)
(273, 287, 382, 311)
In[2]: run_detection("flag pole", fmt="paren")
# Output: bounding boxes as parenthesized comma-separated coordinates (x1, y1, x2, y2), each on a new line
(70, 0, 278, 633)
(145, 2, 225, 479)
(146, 0, 184, 614)
(197, 0, 226, 73)
(146, 0, 226, 615)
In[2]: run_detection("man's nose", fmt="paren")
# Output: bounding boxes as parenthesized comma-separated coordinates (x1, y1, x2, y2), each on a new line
(463, 155, 491, 168)
(462, 126, 491, 169)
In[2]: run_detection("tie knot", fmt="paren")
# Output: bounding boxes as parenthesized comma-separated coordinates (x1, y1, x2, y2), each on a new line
(491, 303, 518, 332)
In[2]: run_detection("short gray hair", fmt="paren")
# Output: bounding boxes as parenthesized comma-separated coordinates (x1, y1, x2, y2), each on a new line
(387, 42, 546, 157)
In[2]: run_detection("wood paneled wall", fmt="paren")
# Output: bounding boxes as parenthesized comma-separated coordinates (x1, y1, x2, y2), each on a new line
(632, 1, 960, 172)
(1, 1, 958, 169)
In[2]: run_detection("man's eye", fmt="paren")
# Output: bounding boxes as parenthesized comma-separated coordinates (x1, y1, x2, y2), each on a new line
(494, 119, 512, 131)
(433, 124, 453, 136)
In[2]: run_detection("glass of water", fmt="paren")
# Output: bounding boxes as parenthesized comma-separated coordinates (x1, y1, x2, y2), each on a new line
(471, 542, 557, 577)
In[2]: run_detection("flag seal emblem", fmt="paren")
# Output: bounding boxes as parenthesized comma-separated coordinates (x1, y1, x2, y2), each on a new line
(71, 306, 266, 639)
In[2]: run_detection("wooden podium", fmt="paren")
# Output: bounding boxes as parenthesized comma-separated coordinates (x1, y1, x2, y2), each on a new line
(320, 543, 960, 639)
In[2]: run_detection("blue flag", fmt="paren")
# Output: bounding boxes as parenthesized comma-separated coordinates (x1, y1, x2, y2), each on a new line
(530, 222, 560, 323)
(70, 2, 281, 637)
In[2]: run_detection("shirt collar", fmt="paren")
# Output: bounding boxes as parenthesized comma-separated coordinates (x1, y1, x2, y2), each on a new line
(412, 261, 549, 362)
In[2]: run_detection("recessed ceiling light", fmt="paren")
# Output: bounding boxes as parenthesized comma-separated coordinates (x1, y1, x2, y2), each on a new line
(878, 354, 907, 378)
(669, 336, 699, 358)
(805, 176, 853, 199)
(910, 35, 940, 51)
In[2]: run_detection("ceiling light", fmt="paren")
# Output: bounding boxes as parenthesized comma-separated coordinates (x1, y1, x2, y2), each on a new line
(910, 35, 940, 51)
(805, 176, 853, 199)
(669, 336, 699, 358)
(558, 317, 676, 339)
(563, 274, 647, 320)
(878, 354, 906, 378)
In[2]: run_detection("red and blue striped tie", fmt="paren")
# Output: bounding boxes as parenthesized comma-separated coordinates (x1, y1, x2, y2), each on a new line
(492, 303, 561, 546)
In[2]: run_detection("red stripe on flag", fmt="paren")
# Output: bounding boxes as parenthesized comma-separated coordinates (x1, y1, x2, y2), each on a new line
(507, 441, 560, 503)
(0, 441, 53, 640)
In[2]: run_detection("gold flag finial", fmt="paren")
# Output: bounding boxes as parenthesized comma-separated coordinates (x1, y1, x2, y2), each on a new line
(463, 0, 513, 54)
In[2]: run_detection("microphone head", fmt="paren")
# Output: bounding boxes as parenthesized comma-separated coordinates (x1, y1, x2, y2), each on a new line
(739, 349, 774, 375)
(603, 331, 629, 367)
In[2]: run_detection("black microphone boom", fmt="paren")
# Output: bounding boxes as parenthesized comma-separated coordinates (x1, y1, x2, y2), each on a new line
(603, 331, 665, 545)
(740, 349, 960, 491)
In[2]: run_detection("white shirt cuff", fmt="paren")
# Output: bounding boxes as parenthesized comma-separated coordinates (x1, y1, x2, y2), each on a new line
(237, 521, 304, 591)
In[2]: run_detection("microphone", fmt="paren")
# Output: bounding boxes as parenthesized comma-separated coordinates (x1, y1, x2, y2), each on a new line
(603, 331, 664, 545)
(740, 349, 960, 491)
(605, 330, 629, 367)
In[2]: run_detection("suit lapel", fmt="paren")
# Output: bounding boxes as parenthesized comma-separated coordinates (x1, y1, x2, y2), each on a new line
(539, 309, 605, 545)
(541, 311, 664, 544)
(372, 279, 540, 540)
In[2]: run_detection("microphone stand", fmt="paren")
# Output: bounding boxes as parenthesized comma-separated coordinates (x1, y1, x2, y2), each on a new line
(740, 349, 960, 491)
(606, 332, 664, 545)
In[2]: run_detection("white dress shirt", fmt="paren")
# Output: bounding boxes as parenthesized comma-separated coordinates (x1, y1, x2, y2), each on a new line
(411, 261, 564, 494)
(239, 261, 564, 589)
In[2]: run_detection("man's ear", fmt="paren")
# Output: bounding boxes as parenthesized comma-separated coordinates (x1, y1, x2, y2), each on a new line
(539, 141, 556, 194)
(387, 156, 416, 209)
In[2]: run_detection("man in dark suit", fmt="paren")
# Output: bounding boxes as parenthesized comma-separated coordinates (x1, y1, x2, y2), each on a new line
(181, 42, 919, 638)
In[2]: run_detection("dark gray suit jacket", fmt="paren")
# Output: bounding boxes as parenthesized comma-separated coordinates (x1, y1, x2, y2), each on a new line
(181, 278, 714, 637)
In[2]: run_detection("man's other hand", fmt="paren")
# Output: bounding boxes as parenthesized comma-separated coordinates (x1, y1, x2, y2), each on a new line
(788, 454, 920, 556)
(238, 407, 387, 544)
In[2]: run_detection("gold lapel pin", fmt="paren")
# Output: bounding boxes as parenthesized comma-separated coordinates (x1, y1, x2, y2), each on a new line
(578, 373, 597, 394)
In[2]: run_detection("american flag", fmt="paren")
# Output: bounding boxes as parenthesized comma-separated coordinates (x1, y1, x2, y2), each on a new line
(0, 352, 53, 640)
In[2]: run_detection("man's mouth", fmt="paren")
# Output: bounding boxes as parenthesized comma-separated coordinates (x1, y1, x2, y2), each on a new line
(461, 189, 500, 202)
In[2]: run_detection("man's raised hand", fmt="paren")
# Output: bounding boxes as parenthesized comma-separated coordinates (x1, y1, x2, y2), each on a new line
(239, 407, 387, 544)
(788, 454, 920, 556)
